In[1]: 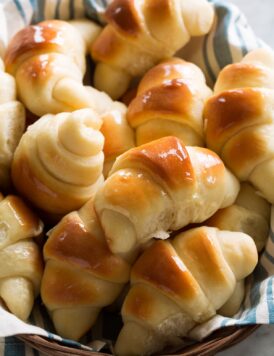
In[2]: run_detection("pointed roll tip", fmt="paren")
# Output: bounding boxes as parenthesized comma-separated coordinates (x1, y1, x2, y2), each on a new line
(0, 277, 34, 321)
(51, 307, 100, 340)
(219, 230, 258, 280)
(115, 321, 159, 356)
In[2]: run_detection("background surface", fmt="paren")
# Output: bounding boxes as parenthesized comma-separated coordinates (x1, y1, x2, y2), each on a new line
(229, 0, 274, 47)
(218, 1, 274, 355)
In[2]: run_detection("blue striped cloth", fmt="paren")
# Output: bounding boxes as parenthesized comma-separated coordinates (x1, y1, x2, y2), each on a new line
(0, 0, 273, 354)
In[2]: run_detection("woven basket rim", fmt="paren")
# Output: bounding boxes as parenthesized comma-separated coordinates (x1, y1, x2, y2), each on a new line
(17, 324, 260, 356)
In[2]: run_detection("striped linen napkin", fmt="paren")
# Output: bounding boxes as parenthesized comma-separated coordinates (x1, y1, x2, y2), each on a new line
(0, 0, 273, 354)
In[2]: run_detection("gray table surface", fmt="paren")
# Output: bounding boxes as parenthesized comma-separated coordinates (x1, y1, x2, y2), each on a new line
(218, 1, 274, 355)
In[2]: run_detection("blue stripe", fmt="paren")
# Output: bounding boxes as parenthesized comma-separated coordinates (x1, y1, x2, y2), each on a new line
(38, 302, 55, 333)
(84, 0, 103, 22)
(267, 278, 274, 323)
(269, 228, 274, 243)
(241, 277, 261, 324)
(28, 0, 37, 23)
(235, 14, 249, 56)
(213, 4, 233, 69)
(69, 0, 74, 19)
(13, 0, 27, 24)
(203, 33, 216, 84)
(46, 332, 55, 340)
(33, 348, 40, 356)
(4, 336, 26, 356)
(55, 0, 61, 19)
(32, 0, 45, 22)
(220, 316, 230, 327)
(44, 331, 92, 350)
(264, 250, 274, 265)
(253, 263, 268, 283)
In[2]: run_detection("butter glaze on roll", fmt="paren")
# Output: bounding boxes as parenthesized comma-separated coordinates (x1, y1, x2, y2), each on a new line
(0, 195, 43, 321)
(91, 0, 214, 99)
(115, 226, 258, 356)
(4, 20, 117, 116)
(0, 58, 25, 189)
(94, 136, 239, 258)
(41, 199, 130, 340)
(127, 57, 212, 146)
(12, 109, 104, 216)
(205, 48, 274, 203)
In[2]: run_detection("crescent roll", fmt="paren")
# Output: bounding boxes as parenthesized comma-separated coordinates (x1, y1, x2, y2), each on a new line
(127, 57, 212, 146)
(41, 199, 130, 340)
(115, 226, 258, 356)
(4, 20, 116, 117)
(12, 109, 104, 216)
(205, 48, 274, 203)
(0, 195, 43, 321)
(0, 58, 25, 190)
(91, 0, 214, 99)
(94, 136, 239, 258)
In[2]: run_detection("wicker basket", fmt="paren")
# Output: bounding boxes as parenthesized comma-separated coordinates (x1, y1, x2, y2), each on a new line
(17, 325, 260, 356)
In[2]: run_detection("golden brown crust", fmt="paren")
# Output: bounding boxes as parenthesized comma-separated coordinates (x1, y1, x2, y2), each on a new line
(127, 57, 211, 145)
(189, 146, 226, 189)
(222, 127, 270, 179)
(92, 26, 126, 63)
(97, 168, 171, 229)
(0, 240, 43, 291)
(136, 58, 195, 94)
(131, 240, 200, 302)
(44, 213, 130, 283)
(41, 261, 103, 306)
(127, 80, 195, 127)
(100, 109, 135, 162)
(142, 0, 175, 41)
(4, 195, 42, 233)
(12, 151, 86, 214)
(214, 63, 273, 93)
(205, 88, 265, 153)
(105, 0, 141, 37)
(173, 227, 232, 286)
(16, 54, 61, 86)
(5, 20, 73, 74)
(111, 136, 195, 190)
(122, 284, 156, 322)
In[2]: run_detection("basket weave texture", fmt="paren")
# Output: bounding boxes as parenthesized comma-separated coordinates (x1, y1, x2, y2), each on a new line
(18, 325, 260, 356)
